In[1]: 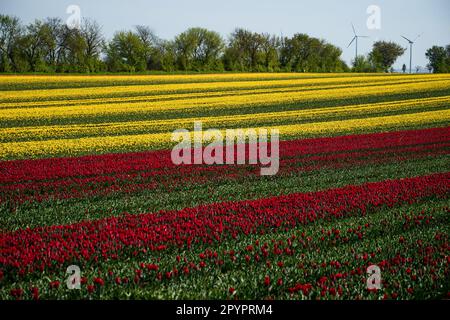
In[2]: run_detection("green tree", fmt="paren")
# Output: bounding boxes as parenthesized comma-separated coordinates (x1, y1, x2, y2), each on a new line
(58, 26, 88, 72)
(33, 18, 60, 71)
(17, 20, 47, 71)
(280, 33, 310, 72)
(369, 41, 405, 72)
(402, 64, 407, 73)
(106, 31, 147, 72)
(280, 33, 343, 72)
(425, 45, 449, 73)
(224, 28, 265, 71)
(158, 40, 177, 72)
(339, 59, 350, 72)
(352, 55, 375, 72)
(174, 27, 224, 71)
(259, 33, 280, 72)
(318, 43, 343, 72)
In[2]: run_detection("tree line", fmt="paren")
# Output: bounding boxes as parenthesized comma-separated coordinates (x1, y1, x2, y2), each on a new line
(0, 14, 448, 73)
(0, 15, 348, 73)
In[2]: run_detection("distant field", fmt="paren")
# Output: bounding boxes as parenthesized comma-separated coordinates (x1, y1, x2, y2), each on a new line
(1, 73, 449, 159)
(0, 73, 449, 300)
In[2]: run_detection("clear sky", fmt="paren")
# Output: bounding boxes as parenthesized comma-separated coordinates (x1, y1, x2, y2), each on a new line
(1, 0, 449, 69)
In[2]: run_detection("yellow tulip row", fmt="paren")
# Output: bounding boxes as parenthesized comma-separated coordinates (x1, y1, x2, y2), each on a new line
(2, 74, 449, 102)
(0, 76, 446, 109)
(1, 95, 448, 142)
(277, 109, 449, 137)
(2, 73, 449, 159)
(0, 72, 437, 86)
(0, 72, 327, 85)
(1, 108, 448, 159)
(2, 79, 450, 121)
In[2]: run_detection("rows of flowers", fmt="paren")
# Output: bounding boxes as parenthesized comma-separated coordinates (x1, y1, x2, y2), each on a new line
(1, 73, 449, 159)
(1, 73, 449, 300)
(3, 74, 449, 102)
(1, 127, 448, 205)
(1, 172, 448, 280)
(2, 197, 448, 300)
(2, 96, 448, 143)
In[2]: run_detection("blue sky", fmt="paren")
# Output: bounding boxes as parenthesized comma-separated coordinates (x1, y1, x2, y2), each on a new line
(1, 0, 449, 69)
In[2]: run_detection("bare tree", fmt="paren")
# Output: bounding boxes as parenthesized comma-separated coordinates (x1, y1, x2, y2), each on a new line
(135, 25, 159, 69)
(81, 18, 104, 69)
(0, 14, 22, 71)
(81, 18, 104, 57)
(135, 25, 158, 47)
(42, 18, 63, 67)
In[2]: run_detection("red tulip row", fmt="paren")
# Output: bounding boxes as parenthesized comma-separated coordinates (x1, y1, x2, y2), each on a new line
(6, 208, 448, 300)
(1, 127, 448, 204)
(1, 172, 448, 278)
(1, 127, 447, 183)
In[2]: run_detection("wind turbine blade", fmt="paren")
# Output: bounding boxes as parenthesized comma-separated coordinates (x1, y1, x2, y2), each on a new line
(413, 34, 422, 42)
(359, 36, 369, 38)
(401, 35, 412, 43)
(347, 36, 356, 48)
(351, 23, 356, 36)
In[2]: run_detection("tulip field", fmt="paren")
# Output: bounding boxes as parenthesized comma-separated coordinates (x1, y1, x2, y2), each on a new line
(0, 73, 449, 300)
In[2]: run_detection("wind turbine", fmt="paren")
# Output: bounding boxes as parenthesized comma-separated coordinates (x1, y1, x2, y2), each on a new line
(401, 34, 421, 74)
(347, 23, 369, 63)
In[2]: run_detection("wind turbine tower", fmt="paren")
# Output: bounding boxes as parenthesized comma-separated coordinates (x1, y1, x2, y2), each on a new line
(401, 34, 421, 74)
(347, 23, 369, 63)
